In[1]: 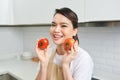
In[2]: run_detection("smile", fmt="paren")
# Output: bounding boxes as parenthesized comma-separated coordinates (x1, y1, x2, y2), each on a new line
(53, 34, 63, 40)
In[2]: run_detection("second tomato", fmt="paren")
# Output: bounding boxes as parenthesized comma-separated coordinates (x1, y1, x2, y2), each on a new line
(64, 38, 75, 51)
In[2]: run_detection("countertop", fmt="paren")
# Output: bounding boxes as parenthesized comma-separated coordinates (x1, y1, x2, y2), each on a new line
(0, 58, 38, 80)
(1, 56, 120, 80)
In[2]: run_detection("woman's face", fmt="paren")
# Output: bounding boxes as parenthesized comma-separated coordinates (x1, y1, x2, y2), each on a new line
(50, 13, 77, 45)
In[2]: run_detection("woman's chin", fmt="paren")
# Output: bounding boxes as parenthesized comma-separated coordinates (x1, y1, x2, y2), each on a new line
(53, 40, 63, 45)
(54, 41, 60, 45)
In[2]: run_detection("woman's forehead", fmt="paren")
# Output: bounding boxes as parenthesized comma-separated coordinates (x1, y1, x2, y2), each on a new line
(53, 14, 72, 24)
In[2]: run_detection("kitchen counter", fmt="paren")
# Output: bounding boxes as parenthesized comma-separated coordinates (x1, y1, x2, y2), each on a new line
(0, 58, 38, 80)
(1, 56, 120, 80)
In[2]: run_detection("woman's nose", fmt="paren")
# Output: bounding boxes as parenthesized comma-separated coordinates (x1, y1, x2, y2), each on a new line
(54, 26, 61, 32)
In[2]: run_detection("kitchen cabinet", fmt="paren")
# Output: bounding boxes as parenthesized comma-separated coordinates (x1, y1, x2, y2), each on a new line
(85, 0, 120, 22)
(0, 0, 85, 25)
(1, 0, 120, 25)
(0, 0, 14, 25)
(13, 0, 85, 24)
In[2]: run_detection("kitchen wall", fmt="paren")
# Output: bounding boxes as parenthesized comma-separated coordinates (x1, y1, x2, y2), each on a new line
(0, 27, 23, 59)
(78, 26, 120, 80)
(0, 26, 120, 80)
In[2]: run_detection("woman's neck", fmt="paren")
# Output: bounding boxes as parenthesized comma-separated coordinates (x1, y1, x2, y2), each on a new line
(56, 45, 66, 55)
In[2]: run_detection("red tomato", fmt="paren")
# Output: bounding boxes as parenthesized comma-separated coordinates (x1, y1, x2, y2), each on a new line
(64, 38, 75, 51)
(38, 38, 49, 50)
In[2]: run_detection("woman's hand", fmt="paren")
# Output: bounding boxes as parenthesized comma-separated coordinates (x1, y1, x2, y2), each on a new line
(35, 41, 50, 65)
(62, 40, 78, 67)
(35, 41, 50, 80)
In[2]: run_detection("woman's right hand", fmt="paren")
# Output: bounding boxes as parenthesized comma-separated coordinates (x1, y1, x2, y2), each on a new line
(35, 41, 49, 65)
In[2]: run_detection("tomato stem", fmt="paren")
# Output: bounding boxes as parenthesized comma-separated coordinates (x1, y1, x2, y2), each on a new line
(66, 43, 69, 47)
(40, 43, 43, 46)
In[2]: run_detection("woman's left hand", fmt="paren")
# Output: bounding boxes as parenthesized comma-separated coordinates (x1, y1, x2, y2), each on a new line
(62, 40, 78, 67)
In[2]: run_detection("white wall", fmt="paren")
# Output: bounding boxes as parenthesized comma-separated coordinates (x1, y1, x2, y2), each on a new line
(0, 27, 23, 59)
(78, 27, 120, 80)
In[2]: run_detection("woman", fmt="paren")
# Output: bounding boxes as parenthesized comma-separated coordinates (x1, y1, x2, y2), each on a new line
(35, 7, 93, 80)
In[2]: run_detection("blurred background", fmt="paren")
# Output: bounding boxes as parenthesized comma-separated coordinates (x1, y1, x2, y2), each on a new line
(0, 0, 120, 80)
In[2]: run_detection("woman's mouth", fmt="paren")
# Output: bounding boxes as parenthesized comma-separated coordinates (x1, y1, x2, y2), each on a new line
(53, 34, 63, 40)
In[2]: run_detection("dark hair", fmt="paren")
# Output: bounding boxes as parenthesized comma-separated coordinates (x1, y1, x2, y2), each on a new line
(54, 7, 79, 43)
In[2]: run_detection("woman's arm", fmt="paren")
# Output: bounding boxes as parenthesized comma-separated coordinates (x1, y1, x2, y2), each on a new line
(62, 41, 78, 80)
(36, 63, 48, 80)
(62, 48, 93, 80)
(35, 42, 49, 80)
(62, 64, 74, 80)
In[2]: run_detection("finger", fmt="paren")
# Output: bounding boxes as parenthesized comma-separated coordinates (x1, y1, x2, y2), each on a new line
(73, 40, 78, 52)
(66, 50, 69, 54)
(35, 39, 39, 52)
(63, 53, 68, 57)
(35, 38, 41, 49)
(71, 46, 74, 55)
(67, 50, 74, 57)
(35, 44, 39, 54)
(44, 44, 50, 56)
(67, 50, 76, 60)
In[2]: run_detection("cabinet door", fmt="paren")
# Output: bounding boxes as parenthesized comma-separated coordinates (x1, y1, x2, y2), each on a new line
(0, 0, 13, 25)
(85, 0, 120, 22)
(14, 0, 85, 24)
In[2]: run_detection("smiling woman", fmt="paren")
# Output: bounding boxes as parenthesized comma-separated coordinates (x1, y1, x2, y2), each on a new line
(35, 7, 93, 80)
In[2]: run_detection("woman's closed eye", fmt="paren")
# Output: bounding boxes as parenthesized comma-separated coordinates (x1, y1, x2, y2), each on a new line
(51, 23, 56, 27)
(61, 25, 67, 28)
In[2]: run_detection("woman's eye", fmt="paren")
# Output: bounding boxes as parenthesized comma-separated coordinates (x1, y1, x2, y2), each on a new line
(51, 24, 56, 27)
(61, 25, 67, 27)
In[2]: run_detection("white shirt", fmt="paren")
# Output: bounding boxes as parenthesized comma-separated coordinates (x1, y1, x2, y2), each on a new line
(37, 47, 94, 80)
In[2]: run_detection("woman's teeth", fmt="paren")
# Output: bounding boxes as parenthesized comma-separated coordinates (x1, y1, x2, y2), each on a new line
(54, 35, 62, 38)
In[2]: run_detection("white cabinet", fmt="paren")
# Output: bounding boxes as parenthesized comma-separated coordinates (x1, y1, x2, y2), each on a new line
(13, 0, 85, 24)
(85, 0, 120, 22)
(1, 0, 120, 25)
(0, 0, 14, 25)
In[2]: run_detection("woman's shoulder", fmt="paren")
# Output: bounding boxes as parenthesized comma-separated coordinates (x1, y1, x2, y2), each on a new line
(77, 47, 91, 58)
(71, 47, 93, 70)
(73, 47, 93, 64)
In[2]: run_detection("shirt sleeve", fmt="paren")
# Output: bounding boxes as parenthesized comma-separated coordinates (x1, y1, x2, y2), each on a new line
(72, 48, 94, 80)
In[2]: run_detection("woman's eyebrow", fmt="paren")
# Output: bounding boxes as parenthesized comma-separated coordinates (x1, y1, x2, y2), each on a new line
(51, 21, 69, 25)
(51, 21, 55, 24)
(60, 22, 69, 25)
